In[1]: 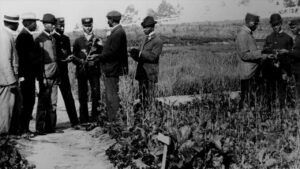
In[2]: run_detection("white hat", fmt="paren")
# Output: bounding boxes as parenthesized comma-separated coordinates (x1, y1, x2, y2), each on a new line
(3, 14, 19, 23)
(21, 12, 38, 20)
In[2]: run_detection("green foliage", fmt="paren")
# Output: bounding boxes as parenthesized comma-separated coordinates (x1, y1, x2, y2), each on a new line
(0, 137, 35, 169)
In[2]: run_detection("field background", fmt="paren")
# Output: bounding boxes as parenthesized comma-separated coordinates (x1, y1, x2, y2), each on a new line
(65, 17, 298, 99)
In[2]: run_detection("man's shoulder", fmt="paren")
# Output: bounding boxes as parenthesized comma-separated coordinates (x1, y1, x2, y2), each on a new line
(281, 32, 293, 40)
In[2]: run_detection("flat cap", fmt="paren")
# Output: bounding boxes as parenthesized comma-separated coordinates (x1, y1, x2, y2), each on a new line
(41, 13, 56, 24)
(56, 17, 65, 25)
(289, 18, 300, 27)
(106, 10, 122, 22)
(81, 17, 93, 26)
(270, 13, 282, 26)
(21, 12, 38, 21)
(245, 13, 259, 23)
(4, 14, 19, 23)
(141, 16, 157, 28)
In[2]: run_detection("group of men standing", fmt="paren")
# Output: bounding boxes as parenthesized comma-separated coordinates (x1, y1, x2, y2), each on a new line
(236, 12, 300, 112)
(0, 10, 163, 137)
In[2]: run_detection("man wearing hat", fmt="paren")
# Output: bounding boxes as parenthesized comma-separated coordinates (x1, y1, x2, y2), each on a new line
(71, 17, 102, 124)
(236, 13, 269, 110)
(129, 16, 163, 110)
(261, 13, 293, 112)
(0, 14, 20, 134)
(53, 17, 80, 129)
(89, 10, 128, 123)
(279, 18, 300, 106)
(35, 13, 59, 134)
(15, 12, 39, 135)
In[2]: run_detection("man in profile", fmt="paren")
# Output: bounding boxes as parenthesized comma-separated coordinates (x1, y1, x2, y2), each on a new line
(89, 11, 128, 124)
(236, 13, 268, 110)
(16, 12, 39, 135)
(0, 14, 20, 135)
(53, 17, 80, 129)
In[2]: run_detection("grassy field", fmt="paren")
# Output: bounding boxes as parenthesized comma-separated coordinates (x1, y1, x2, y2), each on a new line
(63, 19, 300, 169)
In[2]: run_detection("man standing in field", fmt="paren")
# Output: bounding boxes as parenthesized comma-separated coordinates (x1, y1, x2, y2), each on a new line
(89, 10, 128, 123)
(261, 13, 293, 112)
(16, 12, 40, 135)
(53, 17, 80, 129)
(35, 13, 60, 134)
(236, 13, 268, 110)
(279, 19, 300, 106)
(0, 14, 20, 135)
(71, 17, 102, 124)
(129, 16, 163, 109)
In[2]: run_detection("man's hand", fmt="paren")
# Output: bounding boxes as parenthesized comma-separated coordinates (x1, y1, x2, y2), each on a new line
(277, 49, 289, 55)
(62, 55, 75, 62)
(129, 48, 140, 60)
(87, 54, 98, 61)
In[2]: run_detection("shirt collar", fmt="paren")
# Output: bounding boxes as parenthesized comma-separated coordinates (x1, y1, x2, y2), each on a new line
(53, 30, 61, 36)
(84, 32, 93, 41)
(242, 25, 252, 34)
(43, 30, 52, 37)
(111, 24, 120, 32)
(23, 27, 33, 35)
(148, 31, 155, 40)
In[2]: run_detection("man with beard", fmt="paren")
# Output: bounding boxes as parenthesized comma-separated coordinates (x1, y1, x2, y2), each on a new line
(71, 17, 102, 124)
(52, 17, 80, 129)
(89, 11, 128, 123)
(261, 13, 293, 112)
(236, 13, 269, 110)
(16, 12, 39, 135)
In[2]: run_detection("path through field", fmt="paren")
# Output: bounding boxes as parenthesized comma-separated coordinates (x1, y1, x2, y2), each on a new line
(16, 90, 115, 169)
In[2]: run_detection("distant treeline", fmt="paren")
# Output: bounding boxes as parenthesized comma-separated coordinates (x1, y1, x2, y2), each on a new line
(66, 17, 300, 47)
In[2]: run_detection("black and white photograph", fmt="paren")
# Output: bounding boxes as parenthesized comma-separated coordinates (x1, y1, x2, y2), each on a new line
(1, 0, 300, 168)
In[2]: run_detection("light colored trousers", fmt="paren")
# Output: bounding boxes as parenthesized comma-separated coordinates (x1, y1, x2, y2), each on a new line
(0, 86, 16, 134)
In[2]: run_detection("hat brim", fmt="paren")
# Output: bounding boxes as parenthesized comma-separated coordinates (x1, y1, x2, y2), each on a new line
(141, 21, 157, 28)
(23, 18, 39, 21)
(42, 20, 56, 24)
(270, 20, 282, 26)
(3, 18, 19, 23)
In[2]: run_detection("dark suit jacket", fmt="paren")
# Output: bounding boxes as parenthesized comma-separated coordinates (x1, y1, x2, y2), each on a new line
(290, 35, 300, 74)
(97, 25, 128, 77)
(35, 31, 58, 79)
(132, 33, 163, 83)
(261, 31, 293, 77)
(72, 33, 102, 77)
(16, 28, 40, 78)
(53, 32, 72, 74)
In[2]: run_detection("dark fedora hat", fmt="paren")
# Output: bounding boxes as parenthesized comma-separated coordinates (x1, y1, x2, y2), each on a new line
(270, 13, 282, 26)
(141, 16, 157, 28)
(41, 13, 56, 24)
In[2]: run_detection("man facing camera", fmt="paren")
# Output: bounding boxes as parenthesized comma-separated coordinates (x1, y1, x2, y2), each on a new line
(129, 16, 163, 110)
(35, 13, 59, 134)
(71, 17, 102, 124)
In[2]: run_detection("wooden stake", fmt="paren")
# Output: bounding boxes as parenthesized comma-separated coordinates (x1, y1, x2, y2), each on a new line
(157, 133, 170, 169)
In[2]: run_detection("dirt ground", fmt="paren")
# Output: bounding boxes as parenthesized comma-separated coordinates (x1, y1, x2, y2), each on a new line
(16, 90, 115, 169)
